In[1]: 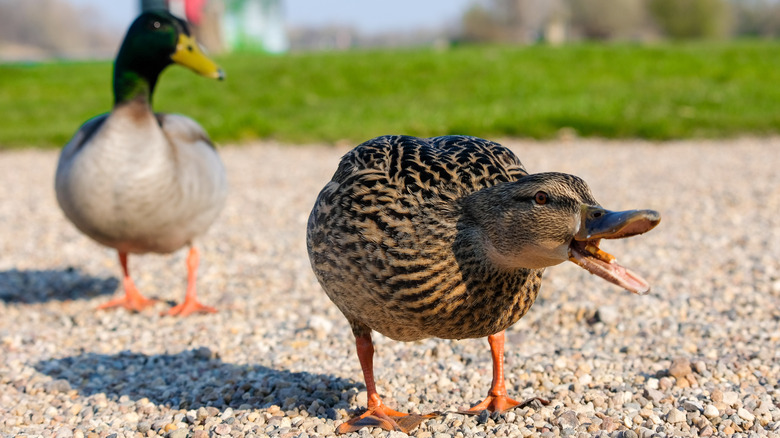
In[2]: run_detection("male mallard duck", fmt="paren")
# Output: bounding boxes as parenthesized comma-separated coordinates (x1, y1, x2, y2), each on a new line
(306, 135, 660, 433)
(55, 11, 227, 316)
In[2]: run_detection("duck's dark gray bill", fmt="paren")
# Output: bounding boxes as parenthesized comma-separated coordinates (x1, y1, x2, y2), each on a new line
(569, 206, 661, 295)
(575, 208, 661, 241)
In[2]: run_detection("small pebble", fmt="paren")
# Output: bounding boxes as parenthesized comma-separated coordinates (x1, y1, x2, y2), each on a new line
(646, 378, 659, 390)
(645, 388, 664, 404)
(722, 392, 740, 407)
(600, 416, 618, 432)
(738, 408, 756, 422)
(669, 358, 692, 380)
(555, 410, 579, 429)
(595, 306, 619, 325)
(667, 409, 686, 424)
(167, 429, 187, 438)
(682, 400, 703, 412)
(137, 421, 151, 434)
(213, 423, 231, 435)
(703, 405, 719, 418)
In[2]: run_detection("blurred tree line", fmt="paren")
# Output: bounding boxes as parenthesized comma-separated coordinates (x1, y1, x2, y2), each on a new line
(461, 0, 780, 43)
(3, 0, 780, 61)
(0, 0, 119, 60)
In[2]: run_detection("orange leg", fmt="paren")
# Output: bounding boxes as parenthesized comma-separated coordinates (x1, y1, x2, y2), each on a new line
(337, 333, 436, 434)
(97, 251, 156, 312)
(165, 246, 217, 316)
(460, 331, 548, 414)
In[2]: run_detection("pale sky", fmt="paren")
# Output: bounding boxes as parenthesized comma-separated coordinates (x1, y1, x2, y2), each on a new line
(66, 0, 475, 34)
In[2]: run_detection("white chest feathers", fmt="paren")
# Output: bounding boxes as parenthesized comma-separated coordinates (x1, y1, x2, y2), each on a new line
(55, 102, 228, 254)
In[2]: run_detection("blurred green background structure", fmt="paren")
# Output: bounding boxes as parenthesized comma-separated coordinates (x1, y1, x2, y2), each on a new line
(1, 0, 780, 148)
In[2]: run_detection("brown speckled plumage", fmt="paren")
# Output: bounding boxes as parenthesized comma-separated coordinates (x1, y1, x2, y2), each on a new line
(307, 135, 590, 341)
(306, 135, 659, 433)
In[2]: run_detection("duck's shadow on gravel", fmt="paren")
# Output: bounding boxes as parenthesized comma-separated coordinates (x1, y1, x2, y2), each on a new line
(0, 267, 118, 304)
(34, 349, 358, 418)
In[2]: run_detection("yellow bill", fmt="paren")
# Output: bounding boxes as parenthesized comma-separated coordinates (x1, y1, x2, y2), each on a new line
(170, 33, 225, 80)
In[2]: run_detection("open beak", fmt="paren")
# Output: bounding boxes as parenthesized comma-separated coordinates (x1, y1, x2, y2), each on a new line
(170, 34, 225, 80)
(568, 206, 660, 295)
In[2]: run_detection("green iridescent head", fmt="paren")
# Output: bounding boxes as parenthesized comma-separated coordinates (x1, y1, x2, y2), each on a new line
(113, 10, 224, 105)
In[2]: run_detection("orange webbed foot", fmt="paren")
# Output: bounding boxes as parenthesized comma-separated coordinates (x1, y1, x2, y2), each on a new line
(164, 298, 217, 317)
(459, 395, 549, 415)
(98, 276, 157, 312)
(337, 405, 437, 434)
(97, 293, 157, 312)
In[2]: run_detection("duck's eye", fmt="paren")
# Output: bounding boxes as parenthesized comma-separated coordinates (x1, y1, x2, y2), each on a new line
(534, 191, 548, 205)
(152, 21, 161, 29)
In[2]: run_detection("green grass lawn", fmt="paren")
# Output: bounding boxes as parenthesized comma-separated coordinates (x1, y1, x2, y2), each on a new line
(2, 41, 780, 148)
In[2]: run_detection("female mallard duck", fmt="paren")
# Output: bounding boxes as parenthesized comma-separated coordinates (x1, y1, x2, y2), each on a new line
(55, 11, 227, 316)
(306, 135, 660, 433)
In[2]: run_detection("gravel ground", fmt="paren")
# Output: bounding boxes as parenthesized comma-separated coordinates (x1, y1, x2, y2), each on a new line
(1, 137, 779, 438)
